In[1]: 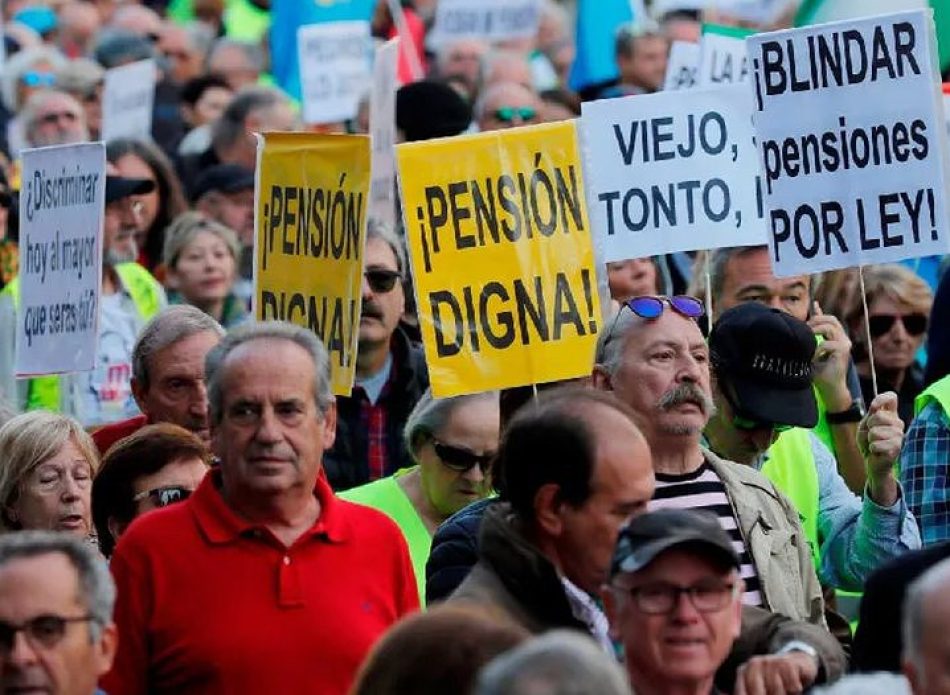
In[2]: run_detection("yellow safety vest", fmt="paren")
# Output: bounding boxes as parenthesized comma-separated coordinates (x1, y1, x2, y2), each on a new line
(915, 374, 950, 417)
(2, 263, 163, 411)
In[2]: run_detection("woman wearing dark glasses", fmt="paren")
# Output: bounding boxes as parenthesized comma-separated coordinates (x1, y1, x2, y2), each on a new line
(91, 423, 210, 557)
(845, 264, 933, 428)
(342, 389, 499, 604)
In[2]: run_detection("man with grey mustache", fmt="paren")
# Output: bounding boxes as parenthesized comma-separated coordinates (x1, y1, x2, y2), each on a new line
(592, 296, 827, 642)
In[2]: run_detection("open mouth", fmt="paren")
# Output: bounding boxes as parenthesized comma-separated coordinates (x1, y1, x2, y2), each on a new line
(58, 514, 85, 530)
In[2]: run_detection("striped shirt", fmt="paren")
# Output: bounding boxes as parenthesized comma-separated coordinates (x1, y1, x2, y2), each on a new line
(650, 460, 764, 607)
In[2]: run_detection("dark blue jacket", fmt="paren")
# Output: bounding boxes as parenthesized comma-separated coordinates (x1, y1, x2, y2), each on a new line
(425, 497, 496, 603)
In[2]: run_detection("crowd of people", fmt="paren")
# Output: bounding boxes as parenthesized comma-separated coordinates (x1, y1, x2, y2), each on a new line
(1, 0, 950, 694)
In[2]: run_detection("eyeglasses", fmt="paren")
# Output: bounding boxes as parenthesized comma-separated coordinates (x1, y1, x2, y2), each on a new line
(868, 313, 927, 338)
(365, 269, 401, 293)
(620, 579, 739, 615)
(37, 111, 79, 126)
(20, 71, 56, 88)
(621, 295, 705, 320)
(132, 485, 192, 507)
(0, 615, 96, 654)
(492, 106, 537, 123)
(433, 439, 495, 474)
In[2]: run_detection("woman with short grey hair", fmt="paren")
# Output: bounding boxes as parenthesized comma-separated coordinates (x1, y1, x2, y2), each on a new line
(341, 388, 499, 604)
(0, 411, 99, 539)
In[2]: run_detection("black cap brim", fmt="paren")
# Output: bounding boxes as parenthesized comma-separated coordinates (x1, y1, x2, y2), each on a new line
(615, 534, 740, 576)
(730, 377, 819, 429)
(105, 176, 154, 204)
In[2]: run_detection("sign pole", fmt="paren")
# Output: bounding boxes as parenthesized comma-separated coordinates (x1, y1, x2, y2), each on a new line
(858, 264, 879, 398)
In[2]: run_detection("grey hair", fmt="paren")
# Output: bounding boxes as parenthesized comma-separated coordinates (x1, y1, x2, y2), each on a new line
(813, 673, 911, 695)
(903, 557, 950, 671)
(22, 89, 89, 146)
(132, 305, 225, 391)
(0, 45, 68, 111)
(211, 85, 287, 150)
(403, 389, 499, 460)
(162, 211, 241, 269)
(594, 308, 641, 376)
(476, 630, 631, 695)
(205, 321, 334, 424)
(0, 531, 115, 642)
(366, 218, 407, 277)
(207, 37, 265, 74)
(615, 25, 664, 58)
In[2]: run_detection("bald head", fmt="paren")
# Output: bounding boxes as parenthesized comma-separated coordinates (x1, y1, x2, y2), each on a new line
(109, 4, 162, 38)
(476, 81, 542, 132)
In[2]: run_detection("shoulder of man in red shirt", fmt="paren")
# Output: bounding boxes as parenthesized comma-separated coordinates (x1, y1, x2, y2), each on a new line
(92, 414, 149, 456)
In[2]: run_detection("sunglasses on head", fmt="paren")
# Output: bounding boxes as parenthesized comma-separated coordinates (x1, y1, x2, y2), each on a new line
(365, 268, 401, 293)
(132, 485, 192, 507)
(621, 295, 705, 320)
(433, 439, 495, 474)
(868, 313, 927, 338)
(493, 106, 537, 123)
(20, 71, 56, 88)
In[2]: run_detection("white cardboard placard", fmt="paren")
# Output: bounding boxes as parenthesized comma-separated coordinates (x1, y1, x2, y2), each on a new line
(580, 85, 768, 262)
(664, 41, 701, 91)
(369, 38, 400, 228)
(101, 59, 155, 142)
(429, 0, 541, 46)
(748, 10, 950, 276)
(698, 31, 750, 87)
(16, 143, 105, 377)
(297, 21, 372, 125)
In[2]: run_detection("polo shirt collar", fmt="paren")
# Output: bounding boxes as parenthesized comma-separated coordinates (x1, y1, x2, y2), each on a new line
(190, 469, 350, 546)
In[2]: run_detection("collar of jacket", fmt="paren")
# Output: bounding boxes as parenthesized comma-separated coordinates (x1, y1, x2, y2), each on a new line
(477, 502, 587, 631)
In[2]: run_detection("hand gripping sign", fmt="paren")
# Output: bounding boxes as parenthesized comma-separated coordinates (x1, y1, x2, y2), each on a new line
(254, 132, 370, 395)
(748, 10, 950, 277)
(396, 122, 602, 397)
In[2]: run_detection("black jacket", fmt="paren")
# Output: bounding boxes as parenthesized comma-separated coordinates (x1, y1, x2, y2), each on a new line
(323, 329, 429, 491)
(426, 498, 496, 603)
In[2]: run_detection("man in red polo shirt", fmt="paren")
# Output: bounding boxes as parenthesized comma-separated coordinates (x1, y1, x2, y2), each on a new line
(101, 321, 419, 695)
(92, 305, 224, 454)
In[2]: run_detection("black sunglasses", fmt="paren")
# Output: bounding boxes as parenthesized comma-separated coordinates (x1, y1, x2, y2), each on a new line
(365, 269, 401, 293)
(868, 313, 927, 338)
(132, 485, 192, 507)
(433, 439, 495, 474)
(0, 615, 95, 654)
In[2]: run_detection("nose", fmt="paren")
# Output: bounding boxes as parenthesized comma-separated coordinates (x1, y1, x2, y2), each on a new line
(462, 463, 486, 484)
(61, 474, 82, 502)
(189, 382, 209, 416)
(890, 317, 910, 340)
(767, 296, 784, 311)
(360, 274, 373, 298)
(670, 590, 702, 624)
(253, 408, 282, 444)
(7, 629, 40, 667)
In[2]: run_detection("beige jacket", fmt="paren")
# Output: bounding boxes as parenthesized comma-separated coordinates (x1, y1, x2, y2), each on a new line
(705, 448, 827, 627)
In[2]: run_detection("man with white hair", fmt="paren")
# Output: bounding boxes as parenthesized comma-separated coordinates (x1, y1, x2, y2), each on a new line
(21, 89, 89, 148)
(476, 82, 542, 132)
(902, 557, 950, 695)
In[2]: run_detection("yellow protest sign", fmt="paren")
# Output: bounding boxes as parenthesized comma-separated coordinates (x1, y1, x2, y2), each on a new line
(396, 121, 602, 397)
(255, 132, 370, 395)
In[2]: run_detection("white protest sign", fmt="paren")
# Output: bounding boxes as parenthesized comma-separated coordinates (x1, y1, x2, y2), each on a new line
(698, 28, 751, 86)
(579, 85, 768, 262)
(944, 91, 950, 139)
(664, 41, 700, 91)
(748, 10, 950, 277)
(101, 59, 155, 142)
(297, 21, 372, 125)
(653, 0, 792, 24)
(430, 0, 541, 46)
(16, 143, 104, 376)
(369, 38, 399, 228)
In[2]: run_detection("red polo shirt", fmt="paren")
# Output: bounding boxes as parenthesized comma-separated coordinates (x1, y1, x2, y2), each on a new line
(92, 414, 148, 455)
(101, 470, 418, 695)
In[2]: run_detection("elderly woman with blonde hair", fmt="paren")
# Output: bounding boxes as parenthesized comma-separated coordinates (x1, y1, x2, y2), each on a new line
(162, 211, 247, 328)
(0, 411, 98, 540)
(846, 264, 933, 428)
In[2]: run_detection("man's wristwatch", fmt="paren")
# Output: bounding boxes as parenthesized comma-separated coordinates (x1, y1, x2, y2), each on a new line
(825, 400, 864, 424)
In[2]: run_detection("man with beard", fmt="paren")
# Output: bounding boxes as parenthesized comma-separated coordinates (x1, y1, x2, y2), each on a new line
(21, 90, 90, 149)
(0, 166, 166, 426)
(592, 296, 826, 629)
(322, 221, 429, 491)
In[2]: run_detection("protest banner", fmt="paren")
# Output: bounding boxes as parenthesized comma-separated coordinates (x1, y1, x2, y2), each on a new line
(579, 85, 768, 262)
(16, 143, 105, 377)
(101, 59, 155, 142)
(254, 133, 370, 395)
(664, 41, 701, 91)
(748, 10, 950, 277)
(944, 84, 950, 138)
(655, 0, 792, 24)
(429, 0, 541, 46)
(369, 38, 400, 228)
(395, 122, 602, 397)
(698, 24, 754, 86)
(297, 21, 372, 125)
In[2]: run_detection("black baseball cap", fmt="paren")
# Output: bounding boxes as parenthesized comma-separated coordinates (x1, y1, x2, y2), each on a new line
(709, 303, 818, 429)
(191, 164, 255, 203)
(105, 175, 154, 205)
(611, 509, 739, 577)
(396, 80, 472, 142)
